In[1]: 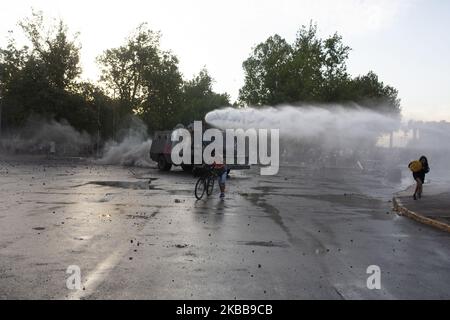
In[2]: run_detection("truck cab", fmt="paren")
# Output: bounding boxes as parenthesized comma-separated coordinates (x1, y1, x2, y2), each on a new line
(149, 124, 250, 173)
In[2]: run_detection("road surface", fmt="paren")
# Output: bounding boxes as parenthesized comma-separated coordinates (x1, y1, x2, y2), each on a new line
(0, 156, 449, 299)
(395, 183, 450, 228)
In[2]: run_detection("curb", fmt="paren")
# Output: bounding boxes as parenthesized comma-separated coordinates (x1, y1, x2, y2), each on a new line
(393, 196, 450, 233)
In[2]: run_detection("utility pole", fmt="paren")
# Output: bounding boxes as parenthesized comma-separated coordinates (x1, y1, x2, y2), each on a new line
(389, 131, 394, 149)
(0, 87, 3, 139)
(113, 89, 116, 141)
(97, 100, 101, 158)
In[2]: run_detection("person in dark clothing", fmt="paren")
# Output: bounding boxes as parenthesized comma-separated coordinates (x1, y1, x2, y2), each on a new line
(409, 155, 430, 200)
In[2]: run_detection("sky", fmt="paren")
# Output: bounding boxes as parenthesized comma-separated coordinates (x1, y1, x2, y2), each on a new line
(1, 0, 449, 121)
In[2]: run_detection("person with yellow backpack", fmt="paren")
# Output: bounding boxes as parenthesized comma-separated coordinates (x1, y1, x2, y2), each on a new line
(408, 156, 430, 200)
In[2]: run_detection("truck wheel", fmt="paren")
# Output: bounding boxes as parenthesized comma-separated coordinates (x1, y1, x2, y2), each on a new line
(158, 155, 172, 171)
(181, 164, 193, 172)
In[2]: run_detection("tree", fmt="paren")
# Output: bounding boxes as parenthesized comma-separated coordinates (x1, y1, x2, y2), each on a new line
(97, 24, 160, 116)
(239, 22, 400, 114)
(73, 82, 116, 139)
(180, 69, 230, 125)
(344, 71, 401, 114)
(98, 24, 185, 131)
(19, 10, 81, 91)
(287, 23, 327, 102)
(98, 25, 230, 132)
(239, 35, 292, 106)
(0, 36, 29, 127)
(138, 51, 183, 131)
(0, 11, 111, 138)
(320, 32, 351, 102)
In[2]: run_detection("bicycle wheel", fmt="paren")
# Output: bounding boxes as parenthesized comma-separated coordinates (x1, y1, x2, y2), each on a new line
(206, 176, 215, 196)
(195, 177, 206, 200)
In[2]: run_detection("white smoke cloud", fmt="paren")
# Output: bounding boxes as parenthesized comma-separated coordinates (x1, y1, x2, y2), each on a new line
(0, 116, 92, 155)
(97, 116, 153, 167)
(97, 137, 153, 167)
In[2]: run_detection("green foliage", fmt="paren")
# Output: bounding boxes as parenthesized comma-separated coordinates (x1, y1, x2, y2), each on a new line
(0, 10, 105, 135)
(97, 25, 230, 132)
(344, 71, 401, 114)
(180, 69, 230, 125)
(239, 35, 292, 105)
(97, 24, 161, 116)
(73, 82, 116, 139)
(138, 52, 184, 131)
(239, 22, 400, 114)
(1, 13, 400, 147)
(19, 10, 81, 91)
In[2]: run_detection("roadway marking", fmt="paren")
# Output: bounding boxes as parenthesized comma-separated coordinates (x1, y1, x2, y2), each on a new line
(67, 248, 125, 300)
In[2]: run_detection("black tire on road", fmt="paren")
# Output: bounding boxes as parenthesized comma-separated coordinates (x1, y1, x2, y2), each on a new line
(181, 164, 193, 172)
(158, 155, 172, 171)
(206, 177, 215, 196)
(195, 177, 206, 200)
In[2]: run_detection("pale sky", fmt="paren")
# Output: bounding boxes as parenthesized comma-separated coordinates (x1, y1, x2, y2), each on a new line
(1, 0, 449, 121)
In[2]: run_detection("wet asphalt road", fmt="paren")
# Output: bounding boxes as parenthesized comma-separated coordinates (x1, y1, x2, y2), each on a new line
(0, 157, 449, 299)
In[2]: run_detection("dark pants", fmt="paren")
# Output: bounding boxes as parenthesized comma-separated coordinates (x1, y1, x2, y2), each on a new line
(413, 172, 425, 184)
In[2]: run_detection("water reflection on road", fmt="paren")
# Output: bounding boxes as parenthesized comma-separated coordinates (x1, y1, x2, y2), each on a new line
(0, 158, 449, 299)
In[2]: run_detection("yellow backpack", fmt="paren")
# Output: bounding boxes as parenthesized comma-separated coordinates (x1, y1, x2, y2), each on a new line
(408, 160, 423, 173)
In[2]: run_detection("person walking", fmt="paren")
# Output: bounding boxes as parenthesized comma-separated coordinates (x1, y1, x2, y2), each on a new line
(408, 155, 430, 200)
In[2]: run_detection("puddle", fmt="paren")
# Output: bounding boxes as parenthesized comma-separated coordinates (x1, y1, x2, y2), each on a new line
(244, 190, 383, 209)
(237, 240, 289, 248)
(87, 180, 161, 190)
(126, 214, 149, 220)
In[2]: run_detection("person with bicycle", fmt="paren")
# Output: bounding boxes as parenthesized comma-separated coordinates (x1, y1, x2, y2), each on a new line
(212, 150, 227, 199)
(194, 150, 228, 200)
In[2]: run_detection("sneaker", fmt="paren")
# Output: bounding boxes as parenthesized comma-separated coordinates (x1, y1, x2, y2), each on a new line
(413, 194, 417, 200)
(220, 192, 225, 199)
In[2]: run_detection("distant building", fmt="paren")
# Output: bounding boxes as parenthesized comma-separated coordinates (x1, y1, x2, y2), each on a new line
(406, 120, 450, 151)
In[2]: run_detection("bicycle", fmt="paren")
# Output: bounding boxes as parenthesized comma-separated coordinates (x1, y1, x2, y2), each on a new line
(194, 165, 218, 200)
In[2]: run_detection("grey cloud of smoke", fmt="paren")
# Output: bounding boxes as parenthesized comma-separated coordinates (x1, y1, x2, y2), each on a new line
(0, 116, 92, 155)
(97, 137, 153, 167)
(97, 116, 153, 167)
(0, 115, 154, 167)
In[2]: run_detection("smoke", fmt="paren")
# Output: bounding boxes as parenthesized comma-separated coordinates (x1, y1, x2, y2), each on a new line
(97, 116, 153, 167)
(402, 121, 450, 170)
(205, 105, 399, 150)
(0, 115, 154, 167)
(97, 137, 153, 167)
(0, 116, 92, 155)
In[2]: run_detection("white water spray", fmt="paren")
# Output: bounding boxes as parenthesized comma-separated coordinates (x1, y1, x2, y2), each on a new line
(205, 105, 399, 150)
